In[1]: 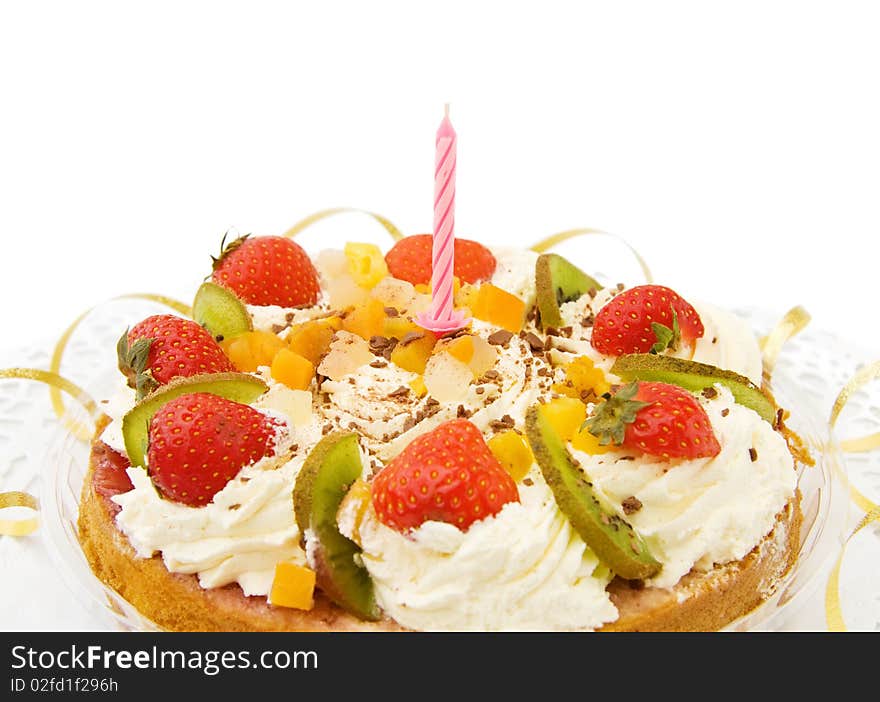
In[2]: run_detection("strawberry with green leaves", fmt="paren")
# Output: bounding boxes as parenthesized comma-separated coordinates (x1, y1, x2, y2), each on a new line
(118, 314, 235, 399)
(211, 234, 320, 308)
(384, 234, 496, 286)
(147, 392, 282, 506)
(590, 285, 704, 357)
(371, 419, 519, 532)
(584, 381, 721, 460)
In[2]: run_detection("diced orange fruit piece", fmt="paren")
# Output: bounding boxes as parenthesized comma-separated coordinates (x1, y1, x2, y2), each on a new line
(221, 330, 286, 373)
(553, 356, 612, 400)
(571, 427, 614, 455)
(487, 430, 534, 482)
(337, 478, 372, 547)
(270, 348, 315, 391)
(390, 333, 437, 374)
(408, 375, 427, 398)
(471, 283, 526, 333)
(344, 242, 389, 289)
(541, 397, 587, 441)
(383, 314, 420, 341)
(342, 298, 387, 341)
(288, 317, 341, 365)
(445, 335, 474, 365)
(269, 562, 316, 610)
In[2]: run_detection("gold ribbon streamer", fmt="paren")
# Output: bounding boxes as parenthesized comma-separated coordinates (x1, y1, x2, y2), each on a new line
(529, 228, 654, 284)
(823, 359, 880, 631)
(0, 491, 39, 537)
(760, 305, 812, 380)
(49, 293, 191, 441)
(282, 207, 404, 243)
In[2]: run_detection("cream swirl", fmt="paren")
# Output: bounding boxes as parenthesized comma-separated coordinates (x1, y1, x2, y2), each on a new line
(571, 386, 797, 589)
(348, 468, 617, 631)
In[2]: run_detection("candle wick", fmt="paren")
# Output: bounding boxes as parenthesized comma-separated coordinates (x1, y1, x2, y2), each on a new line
(444, 103, 450, 118)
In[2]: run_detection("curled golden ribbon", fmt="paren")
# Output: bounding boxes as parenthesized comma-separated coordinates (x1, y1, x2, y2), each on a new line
(760, 305, 812, 382)
(0, 491, 39, 537)
(282, 207, 404, 243)
(824, 360, 880, 631)
(529, 227, 654, 284)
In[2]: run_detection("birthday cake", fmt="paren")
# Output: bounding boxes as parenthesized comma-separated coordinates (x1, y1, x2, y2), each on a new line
(74, 224, 805, 632)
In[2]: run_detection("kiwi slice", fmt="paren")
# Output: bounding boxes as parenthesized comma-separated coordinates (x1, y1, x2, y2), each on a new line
(610, 354, 776, 424)
(535, 253, 601, 329)
(121, 372, 268, 468)
(525, 405, 661, 580)
(192, 281, 252, 343)
(293, 432, 380, 621)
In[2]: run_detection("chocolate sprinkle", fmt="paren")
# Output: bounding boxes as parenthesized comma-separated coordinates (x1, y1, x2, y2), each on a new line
(523, 332, 545, 351)
(701, 386, 718, 399)
(487, 329, 514, 346)
(749, 447, 758, 462)
(399, 331, 424, 346)
(388, 386, 410, 398)
(622, 496, 643, 515)
(384, 306, 399, 317)
(721, 408, 730, 417)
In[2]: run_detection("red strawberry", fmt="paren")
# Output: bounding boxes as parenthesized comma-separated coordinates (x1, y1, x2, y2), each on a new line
(118, 314, 235, 399)
(584, 381, 720, 460)
(147, 393, 281, 506)
(92, 442, 134, 506)
(371, 419, 519, 532)
(384, 234, 496, 286)
(211, 234, 320, 308)
(590, 285, 704, 357)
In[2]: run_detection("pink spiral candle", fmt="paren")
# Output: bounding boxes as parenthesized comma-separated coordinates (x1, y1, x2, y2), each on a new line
(416, 105, 470, 333)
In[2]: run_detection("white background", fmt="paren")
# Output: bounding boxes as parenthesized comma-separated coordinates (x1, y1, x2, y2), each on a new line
(1, 1, 879, 357)
(0, 1, 878, 632)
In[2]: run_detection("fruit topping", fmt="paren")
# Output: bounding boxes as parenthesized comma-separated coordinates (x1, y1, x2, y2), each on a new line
(220, 330, 286, 373)
(469, 283, 526, 333)
(423, 349, 473, 403)
(552, 356, 612, 402)
(344, 242, 389, 289)
(316, 249, 371, 309)
(540, 396, 588, 441)
(525, 405, 661, 580)
(147, 392, 281, 506)
(610, 353, 777, 424)
(590, 284, 704, 357)
(371, 419, 519, 533)
(269, 562, 317, 611)
(384, 234, 496, 286)
(287, 316, 342, 365)
(293, 432, 379, 620)
(121, 372, 268, 469)
(92, 442, 134, 501)
(118, 314, 235, 399)
(583, 381, 721, 460)
(535, 253, 601, 330)
(191, 281, 253, 344)
(211, 234, 320, 308)
(270, 348, 315, 391)
(342, 298, 387, 340)
(389, 331, 438, 374)
(487, 429, 535, 482)
(317, 331, 374, 381)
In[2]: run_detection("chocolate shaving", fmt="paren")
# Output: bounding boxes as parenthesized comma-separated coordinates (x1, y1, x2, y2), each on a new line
(369, 335, 391, 350)
(402, 415, 416, 432)
(622, 496, 643, 515)
(475, 386, 485, 395)
(388, 386, 410, 398)
(721, 408, 730, 417)
(483, 369, 500, 380)
(523, 332, 545, 352)
(381, 337, 398, 360)
(399, 331, 424, 346)
(522, 477, 534, 486)
(384, 306, 399, 317)
(369, 359, 388, 369)
(701, 386, 718, 399)
(487, 329, 514, 346)
(749, 447, 758, 462)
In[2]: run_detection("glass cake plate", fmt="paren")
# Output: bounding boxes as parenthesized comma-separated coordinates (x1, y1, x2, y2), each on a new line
(36, 302, 854, 632)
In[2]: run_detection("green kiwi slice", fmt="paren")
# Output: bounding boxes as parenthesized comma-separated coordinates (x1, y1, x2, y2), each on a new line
(293, 432, 380, 621)
(525, 405, 661, 580)
(192, 281, 252, 343)
(535, 253, 602, 329)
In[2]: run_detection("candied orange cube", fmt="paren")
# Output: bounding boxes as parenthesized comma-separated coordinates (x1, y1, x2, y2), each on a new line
(342, 298, 386, 340)
(383, 314, 420, 341)
(540, 397, 587, 441)
(270, 348, 315, 391)
(553, 356, 612, 400)
(445, 335, 474, 365)
(288, 318, 340, 365)
(269, 562, 316, 610)
(344, 242, 389, 289)
(408, 375, 427, 398)
(487, 429, 534, 482)
(390, 333, 437, 374)
(571, 427, 614, 455)
(471, 283, 526, 333)
(221, 331, 286, 372)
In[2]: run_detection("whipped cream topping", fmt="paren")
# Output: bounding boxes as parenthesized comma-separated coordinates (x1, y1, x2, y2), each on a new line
(113, 453, 306, 597)
(348, 467, 617, 631)
(246, 304, 329, 334)
(571, 386, 796, 589)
